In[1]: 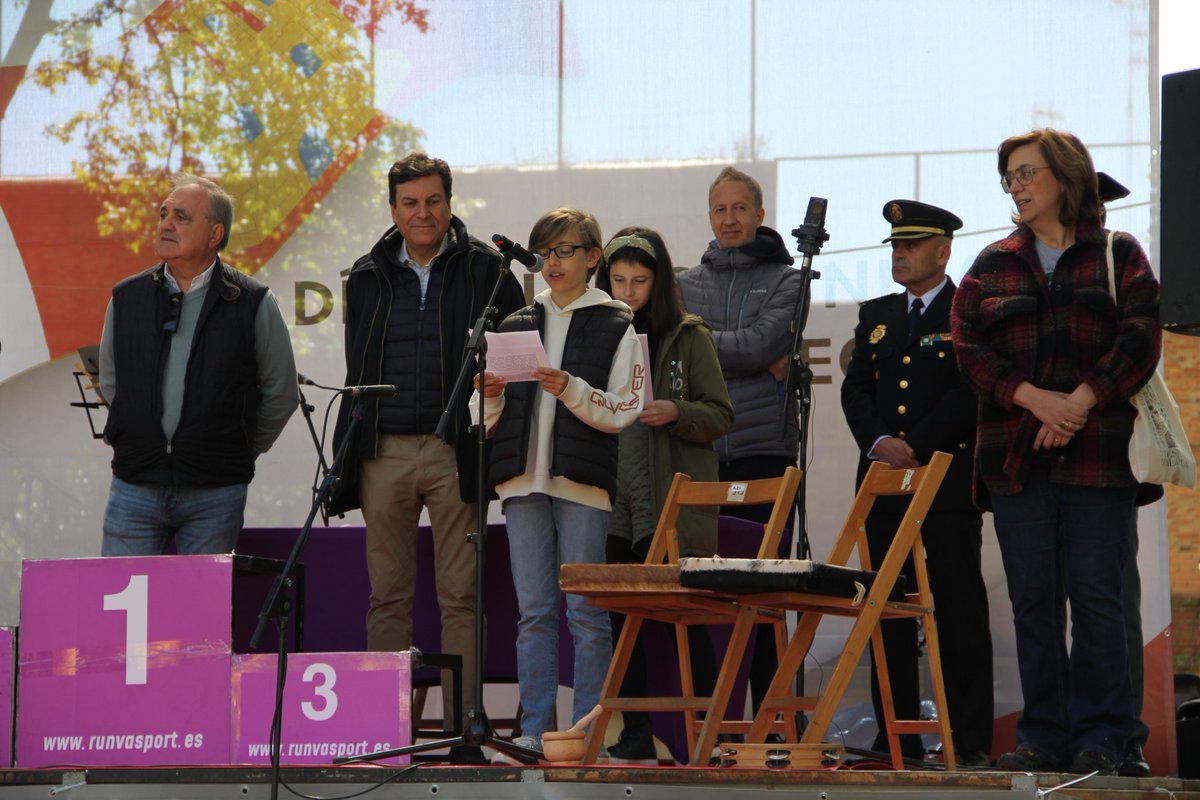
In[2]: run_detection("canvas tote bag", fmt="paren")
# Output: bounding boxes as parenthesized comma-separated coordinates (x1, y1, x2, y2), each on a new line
(1104, 232, 1195, 487)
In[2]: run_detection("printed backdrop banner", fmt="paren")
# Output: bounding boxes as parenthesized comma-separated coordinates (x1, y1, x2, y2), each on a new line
(0, 0, 1174, 772)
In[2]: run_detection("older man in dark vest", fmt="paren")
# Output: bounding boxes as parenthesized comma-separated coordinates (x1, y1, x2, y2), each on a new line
(100, 173, 298, 555)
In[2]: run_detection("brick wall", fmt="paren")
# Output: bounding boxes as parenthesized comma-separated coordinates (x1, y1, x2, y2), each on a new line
(1166, 333, 1200, 675)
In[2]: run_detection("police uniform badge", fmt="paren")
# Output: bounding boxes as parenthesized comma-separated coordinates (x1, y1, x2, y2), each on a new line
(888, 203, 904, 223)
(869, 324, 887, 344)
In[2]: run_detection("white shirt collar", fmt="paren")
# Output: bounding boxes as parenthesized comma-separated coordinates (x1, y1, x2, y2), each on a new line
(165, 258, 218, 295)
(398, 235, 449, 269)
(907, 275, 949, 310)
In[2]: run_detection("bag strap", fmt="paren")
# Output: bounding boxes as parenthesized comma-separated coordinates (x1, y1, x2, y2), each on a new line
(1104, 231, 1117, 299)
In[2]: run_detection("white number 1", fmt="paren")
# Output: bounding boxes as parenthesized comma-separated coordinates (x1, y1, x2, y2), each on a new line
(103, 575, 149, 685)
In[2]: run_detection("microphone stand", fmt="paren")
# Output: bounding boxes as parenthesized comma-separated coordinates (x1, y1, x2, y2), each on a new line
(775, 199, 829, 739)
(251, 397, 365, 800)
(296, 380, 331, 526)
(336, 251, 543, 766)
(780, 199, 829, 562)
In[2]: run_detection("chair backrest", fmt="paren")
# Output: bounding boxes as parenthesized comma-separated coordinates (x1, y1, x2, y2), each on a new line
(644, 466, 803, 565)
(826, 451, 952, 568)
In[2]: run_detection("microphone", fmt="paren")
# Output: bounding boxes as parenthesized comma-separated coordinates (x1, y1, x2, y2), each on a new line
(347, 385, 400, 398)
(803, 196, 828, 229)
(791, 196, 830, 259)
(297, 373, 317, 386)
(492, 234, 544, 273)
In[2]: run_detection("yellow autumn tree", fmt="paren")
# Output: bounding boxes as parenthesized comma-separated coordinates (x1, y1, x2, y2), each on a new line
(28, 0, 428, 269)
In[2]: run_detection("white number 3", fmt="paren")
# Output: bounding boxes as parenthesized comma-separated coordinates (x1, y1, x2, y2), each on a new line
(301, 662, 338, 721)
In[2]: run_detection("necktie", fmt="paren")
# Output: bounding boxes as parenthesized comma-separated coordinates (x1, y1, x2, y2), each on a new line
(907, 297, 924, 335)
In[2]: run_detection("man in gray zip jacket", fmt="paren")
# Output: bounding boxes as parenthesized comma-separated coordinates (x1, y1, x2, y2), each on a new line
(677, 165, 802, 716)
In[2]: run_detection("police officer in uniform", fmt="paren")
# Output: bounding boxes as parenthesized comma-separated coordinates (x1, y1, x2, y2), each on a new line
(841, 200, 993, 767)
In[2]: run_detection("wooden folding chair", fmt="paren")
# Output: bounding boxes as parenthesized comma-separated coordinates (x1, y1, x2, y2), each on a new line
(703, 451, 954, 770)
(560, 466, 802, 765)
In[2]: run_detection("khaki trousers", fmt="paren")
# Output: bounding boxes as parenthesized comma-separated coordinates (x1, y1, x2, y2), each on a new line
(361, 434, 480, 724)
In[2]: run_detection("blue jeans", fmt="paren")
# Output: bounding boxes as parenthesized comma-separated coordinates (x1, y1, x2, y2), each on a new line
(102, 476, 247, 555)
(991, 462, 1135, 764)
(504, 493, 612, 739)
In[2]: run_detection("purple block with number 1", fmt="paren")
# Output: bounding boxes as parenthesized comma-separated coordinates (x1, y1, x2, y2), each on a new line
(17, 556, 234, 767)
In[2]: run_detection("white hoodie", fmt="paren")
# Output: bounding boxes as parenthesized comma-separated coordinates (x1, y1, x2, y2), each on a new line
(471, 287, 645, 511)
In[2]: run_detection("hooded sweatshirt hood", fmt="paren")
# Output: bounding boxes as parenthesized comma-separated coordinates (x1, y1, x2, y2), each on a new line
(702, 225, 795, 269)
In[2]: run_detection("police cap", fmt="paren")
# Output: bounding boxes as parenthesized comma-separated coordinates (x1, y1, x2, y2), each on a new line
(882, 199, 963, 243)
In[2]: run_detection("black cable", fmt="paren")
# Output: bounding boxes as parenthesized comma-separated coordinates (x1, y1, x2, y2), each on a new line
(276, 763, 424, 800)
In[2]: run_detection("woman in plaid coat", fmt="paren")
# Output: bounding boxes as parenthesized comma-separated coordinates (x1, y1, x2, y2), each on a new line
(951, 129, 1161, 776)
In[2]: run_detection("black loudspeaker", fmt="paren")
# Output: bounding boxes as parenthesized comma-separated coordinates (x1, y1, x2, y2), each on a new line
(1161, 68, 1200, 335)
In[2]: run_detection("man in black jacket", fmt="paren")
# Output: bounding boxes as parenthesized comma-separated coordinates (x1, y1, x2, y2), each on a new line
(840, 200, 993, 767)
(330, 154, 523, 760)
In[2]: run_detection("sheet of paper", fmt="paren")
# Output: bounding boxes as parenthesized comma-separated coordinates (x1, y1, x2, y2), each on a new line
(638, 333, 653, 403)
(484, 330, 550, 382)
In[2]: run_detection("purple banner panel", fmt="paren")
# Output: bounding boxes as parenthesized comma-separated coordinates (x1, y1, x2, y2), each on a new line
(0, 628, 12, 767)
(232, 651, 411, 765)
(17, 556, 234, 767)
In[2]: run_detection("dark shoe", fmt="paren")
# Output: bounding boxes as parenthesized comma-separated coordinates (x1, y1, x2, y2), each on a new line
(957, 750, 993, 768)
(1118, 742, 1150, 777)
(1069, 748, 1118, 776)
(871, 733, 924, 763)
(448, 745, 488, 765)
(997, 743, 1062, 772)
(606, 727, 656, 761)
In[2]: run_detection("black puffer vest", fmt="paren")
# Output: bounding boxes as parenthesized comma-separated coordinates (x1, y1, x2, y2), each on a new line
(378, 262, 444, 435)
(104, 261, 267, 486)
(489, 303, 632, 499)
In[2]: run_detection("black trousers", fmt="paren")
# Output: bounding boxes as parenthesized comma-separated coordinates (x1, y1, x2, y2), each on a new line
(1120, 519, 1148, 749)
(866, 508, 994, 758)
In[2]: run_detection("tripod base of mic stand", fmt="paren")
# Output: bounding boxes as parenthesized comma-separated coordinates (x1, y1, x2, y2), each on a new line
(333, 710, 545, 766)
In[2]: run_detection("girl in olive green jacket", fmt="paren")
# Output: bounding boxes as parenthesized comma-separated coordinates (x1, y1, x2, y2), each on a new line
(596, 226, 734, 762)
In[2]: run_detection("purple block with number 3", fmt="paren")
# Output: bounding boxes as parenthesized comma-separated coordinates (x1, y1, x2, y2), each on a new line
(17, 556, 234, 767)
(232, 652, 411, 765)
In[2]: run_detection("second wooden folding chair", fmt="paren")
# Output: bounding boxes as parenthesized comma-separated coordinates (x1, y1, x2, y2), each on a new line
(689, 452, 955, 769)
